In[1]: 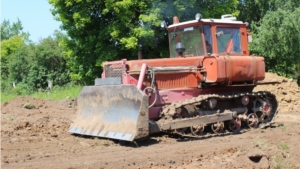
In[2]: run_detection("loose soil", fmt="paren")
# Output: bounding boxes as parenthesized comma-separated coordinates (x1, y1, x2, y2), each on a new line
(1, 73, 300, 169)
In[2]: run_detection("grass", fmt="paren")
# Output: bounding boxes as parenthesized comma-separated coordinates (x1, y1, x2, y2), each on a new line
(98, 141, 111, 147)
(270, 142, 291, 168)
(1, 94, 18, 103)
(133, 141, 139, 148)
(30, 85, 82, 100)
(2, 116, 14, 121)
(278, 142, 289, 151)
(252, 138, 269, 149)
(272, 153, 292, 169)
(1, 85, 82, 103)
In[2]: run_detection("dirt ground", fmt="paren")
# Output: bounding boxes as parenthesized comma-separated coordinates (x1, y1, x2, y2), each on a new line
(1, 73, 300, 169)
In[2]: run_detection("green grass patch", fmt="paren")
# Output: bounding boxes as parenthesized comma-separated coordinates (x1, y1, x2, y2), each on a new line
(278, 142, 289, 151)
(1, 85, 82, 103)
(272, 153, 291, 169)
(1, 93, 19, 103)
(30, 85, 82, 100)
(252, 138, 269, 149)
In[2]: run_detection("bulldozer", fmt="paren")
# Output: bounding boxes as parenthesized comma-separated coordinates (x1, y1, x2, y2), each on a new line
(69, 14, 278, 141)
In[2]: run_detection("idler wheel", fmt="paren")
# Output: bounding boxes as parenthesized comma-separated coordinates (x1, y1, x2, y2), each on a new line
(228, 119, 241, 132)
(247, 113, 259, 128)
(211, 122, 224, 133)
(252, 97, 272, 123)
(190, 124, 205, 136)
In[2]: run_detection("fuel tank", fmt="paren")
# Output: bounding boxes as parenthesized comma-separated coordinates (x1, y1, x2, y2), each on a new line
(203, 56, 265, 83)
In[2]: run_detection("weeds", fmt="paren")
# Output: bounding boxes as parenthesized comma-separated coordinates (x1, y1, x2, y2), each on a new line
(272, 153, 292, 169)
(133, 141, 139, 148)
(99, 141, 110, 147)
(2, 116, 14, 121)
(278, 124, 287, 131)
(278, 142, 289, 151)
(270, 142, 291, 168)
(257, 128, 265, 133)
(252, 139, 269, 149)
(236, 147, 246, 155)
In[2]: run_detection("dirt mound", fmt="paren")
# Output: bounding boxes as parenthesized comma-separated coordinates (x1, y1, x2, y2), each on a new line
(1, 97, 75, 143)
(254, 72, 300, 113)
(1, 74, 300, 169)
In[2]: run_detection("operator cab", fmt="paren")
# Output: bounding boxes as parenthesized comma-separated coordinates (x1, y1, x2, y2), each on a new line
(164, 14, 249, 58)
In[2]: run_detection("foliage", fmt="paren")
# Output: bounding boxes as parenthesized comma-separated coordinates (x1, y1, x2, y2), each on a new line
(49, 0, 240, 84)
(0, 35, 26, 79)
(238, 0, 300, 24)
(238, 0, 300, 77)
(1, 19, 28, 93)
(238, 0, 262, 23)
(1, 18, 70, 94)
(6, 35, 71, 92)
(0, 18, 73, 99)
(49, 0, 144, 84)
(0, 19, 29, 41)
(1, 35, 25, 59)
(250, 7, 300, 77)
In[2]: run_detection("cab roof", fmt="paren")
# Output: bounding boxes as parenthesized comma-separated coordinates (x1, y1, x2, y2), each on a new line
(168, 17, 244, 29)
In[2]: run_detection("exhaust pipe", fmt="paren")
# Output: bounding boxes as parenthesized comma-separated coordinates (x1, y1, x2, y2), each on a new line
(137, 63, 147, 90)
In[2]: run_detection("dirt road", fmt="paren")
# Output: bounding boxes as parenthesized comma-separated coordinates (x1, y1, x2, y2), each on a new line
(1, 73, 300, 169)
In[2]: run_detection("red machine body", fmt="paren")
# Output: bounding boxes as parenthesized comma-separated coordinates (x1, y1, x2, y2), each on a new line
(69, 14, 277, 141)
(101, 15, 266, 120)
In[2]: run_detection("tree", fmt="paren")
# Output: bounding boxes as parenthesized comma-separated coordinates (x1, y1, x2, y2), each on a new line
(238, 0, 262, 23)
(0, 19, 28, 79)
(7, 33, 70, 92)
(49, 0, 239, 84)
(1, 35, 25, 59)
(238, 0, 300, 28)
(0, 19, 70, 93)
(250, 7, 300, 77)
(49, 0, 150, 84)
(0, 19, 29, 41)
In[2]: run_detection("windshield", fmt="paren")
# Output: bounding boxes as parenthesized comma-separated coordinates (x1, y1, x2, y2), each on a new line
(169, 26, 204, 57)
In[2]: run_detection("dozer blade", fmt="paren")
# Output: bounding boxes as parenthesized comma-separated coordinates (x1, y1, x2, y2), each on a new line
(69, 85, 149, 141)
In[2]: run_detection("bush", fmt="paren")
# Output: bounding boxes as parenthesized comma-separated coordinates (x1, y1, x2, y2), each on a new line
(2, 36, 71, 94)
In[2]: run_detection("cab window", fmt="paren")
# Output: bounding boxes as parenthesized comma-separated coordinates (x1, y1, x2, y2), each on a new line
(203, 25, 213, 54)
(216, 27, 241, 54)
(169, 26, 204, 57)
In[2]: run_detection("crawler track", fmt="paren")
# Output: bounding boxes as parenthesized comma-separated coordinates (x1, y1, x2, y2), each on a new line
(157, 91, 278, 139)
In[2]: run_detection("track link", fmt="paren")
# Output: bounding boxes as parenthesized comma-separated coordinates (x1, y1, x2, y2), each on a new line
(156, 91, 278, 139)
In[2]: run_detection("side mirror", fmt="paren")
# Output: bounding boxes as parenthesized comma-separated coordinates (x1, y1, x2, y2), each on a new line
(195, 13, 202, 22)
(160, 21, 167, 29)
(248, 34, 252, 43)
(244, 22, 249, 28)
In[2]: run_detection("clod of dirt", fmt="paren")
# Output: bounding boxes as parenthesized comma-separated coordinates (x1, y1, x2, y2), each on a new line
(14, 121, 31, 130)
(23, 103, 36, 109)
(2, 102, 9, 107)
